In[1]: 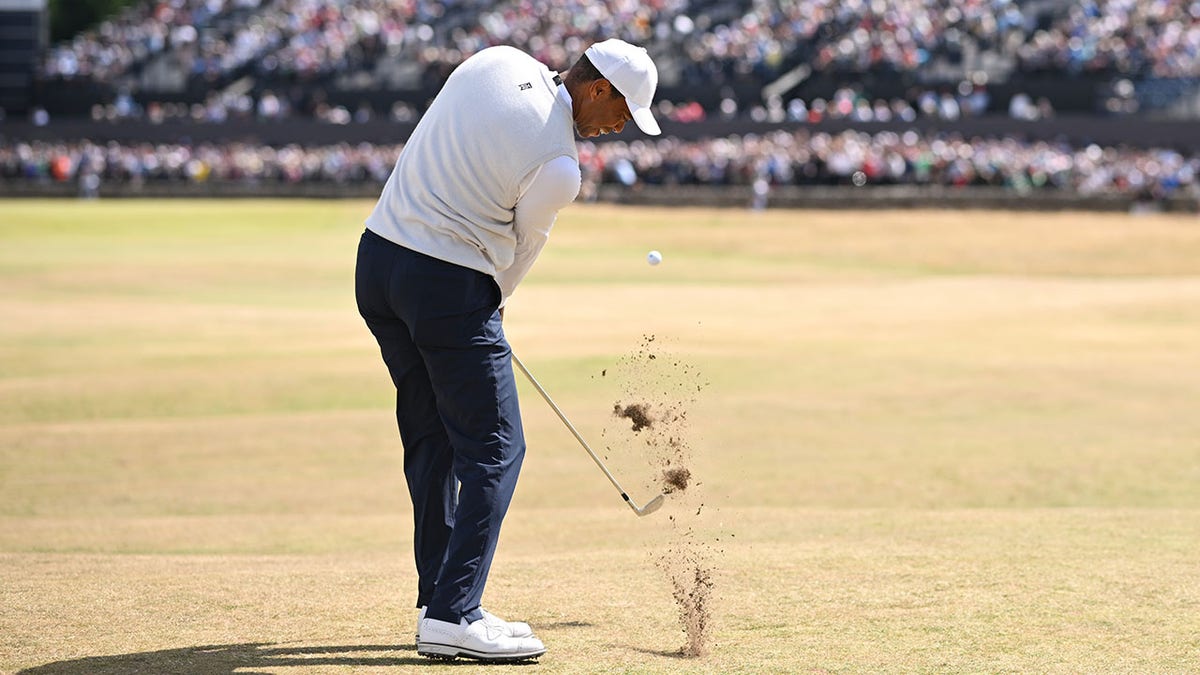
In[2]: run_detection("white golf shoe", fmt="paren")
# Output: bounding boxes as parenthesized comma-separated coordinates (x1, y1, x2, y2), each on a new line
(417, 615, 546, 661)
(415, 606, 534, 641)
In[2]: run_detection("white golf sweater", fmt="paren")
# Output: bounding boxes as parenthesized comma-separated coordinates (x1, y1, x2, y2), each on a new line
(365, 46, 581, 304)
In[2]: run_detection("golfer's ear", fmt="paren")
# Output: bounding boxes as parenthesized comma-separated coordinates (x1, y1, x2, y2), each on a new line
(591, 78, 612, 100)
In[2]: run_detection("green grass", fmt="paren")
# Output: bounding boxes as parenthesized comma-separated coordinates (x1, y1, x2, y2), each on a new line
(2, 200, 1200, 673)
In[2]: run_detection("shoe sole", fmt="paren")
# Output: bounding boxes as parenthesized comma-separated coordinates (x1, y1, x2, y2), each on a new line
(417, 642, 545, 662)
(418, 630, 534, 640)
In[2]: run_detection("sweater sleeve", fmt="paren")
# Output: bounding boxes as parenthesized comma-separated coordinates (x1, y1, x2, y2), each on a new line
(495, 154, 581, 305)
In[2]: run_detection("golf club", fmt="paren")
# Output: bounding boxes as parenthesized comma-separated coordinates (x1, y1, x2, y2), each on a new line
(512, 353, 665, 517)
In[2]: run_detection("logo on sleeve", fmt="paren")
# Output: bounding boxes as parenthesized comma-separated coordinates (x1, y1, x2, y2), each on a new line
(518, 82, 532, 91)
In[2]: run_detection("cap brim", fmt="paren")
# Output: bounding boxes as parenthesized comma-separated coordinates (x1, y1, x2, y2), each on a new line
(627, 100, 661, 136)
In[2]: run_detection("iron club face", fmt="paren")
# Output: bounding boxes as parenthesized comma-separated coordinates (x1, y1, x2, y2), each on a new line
(630, 493, 666, 517)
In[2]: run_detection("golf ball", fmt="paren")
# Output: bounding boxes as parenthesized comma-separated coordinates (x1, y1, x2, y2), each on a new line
(647, 250, 663, 266)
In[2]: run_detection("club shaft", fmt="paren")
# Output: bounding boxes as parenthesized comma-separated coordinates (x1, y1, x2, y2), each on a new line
(511, 353, 635, 504)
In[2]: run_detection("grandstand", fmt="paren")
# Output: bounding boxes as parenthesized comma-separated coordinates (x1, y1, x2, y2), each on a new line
(2, 0, 1199, 208)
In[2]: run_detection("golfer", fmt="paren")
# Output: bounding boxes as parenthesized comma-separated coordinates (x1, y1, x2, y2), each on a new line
(355, 40, 661, 661)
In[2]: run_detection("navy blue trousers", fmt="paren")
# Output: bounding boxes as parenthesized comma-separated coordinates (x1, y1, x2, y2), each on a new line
(355, 228, 525, 625)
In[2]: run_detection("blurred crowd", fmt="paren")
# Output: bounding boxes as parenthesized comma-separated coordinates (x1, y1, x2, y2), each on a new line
(4, 131, 1194, 200)
(1, 139, 400, 185)
(1017, 0, 1200, 77)
(39, 0, 1200, 92)
(42, 0, 266, 81)
(579, 130, 1195, 199)
(21, 1, 1196, 207)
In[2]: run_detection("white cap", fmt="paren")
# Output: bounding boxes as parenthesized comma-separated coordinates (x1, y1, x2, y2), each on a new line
(584, 39, 661, 136)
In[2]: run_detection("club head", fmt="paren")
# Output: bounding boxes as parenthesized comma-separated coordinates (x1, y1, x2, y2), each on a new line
(634, 493, 666, 517)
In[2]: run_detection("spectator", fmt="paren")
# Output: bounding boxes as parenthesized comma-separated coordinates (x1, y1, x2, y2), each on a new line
(6, 132, 1195, 200)
(33, 0, 1200, 117)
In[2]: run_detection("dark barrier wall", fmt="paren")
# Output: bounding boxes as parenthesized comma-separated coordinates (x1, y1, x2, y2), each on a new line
(31, 71, 1108, 117)
(2, 181, 1195, 213)
(786, 73, 1104, 114)
(0, 5, 45, 114)
(3, 114, 1199, 151)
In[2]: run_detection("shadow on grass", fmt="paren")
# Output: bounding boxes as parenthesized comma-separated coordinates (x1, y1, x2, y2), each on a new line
(539, 620, 595, 629)
(19, 643, 543, 674)
(629, 646, 694, 659)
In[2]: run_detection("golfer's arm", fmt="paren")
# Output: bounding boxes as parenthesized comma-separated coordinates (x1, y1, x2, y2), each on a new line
(495, 155, 581, 305)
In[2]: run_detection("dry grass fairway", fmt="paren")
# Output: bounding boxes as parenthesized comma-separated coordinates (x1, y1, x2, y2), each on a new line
(2, 200, 1200, 674)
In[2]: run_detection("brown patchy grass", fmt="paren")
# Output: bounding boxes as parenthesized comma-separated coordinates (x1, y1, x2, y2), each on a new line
(3, 201, 1200, 673)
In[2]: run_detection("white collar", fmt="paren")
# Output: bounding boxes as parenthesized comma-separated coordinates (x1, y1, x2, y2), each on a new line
(556, 77, 572, 107)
